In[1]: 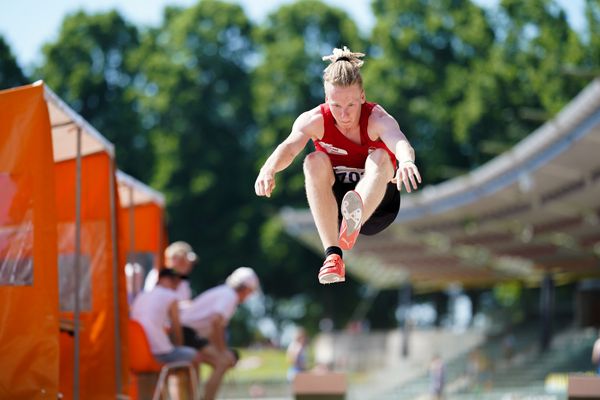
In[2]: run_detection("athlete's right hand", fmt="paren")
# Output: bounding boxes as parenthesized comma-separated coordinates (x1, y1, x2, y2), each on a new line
(255, 169, 276, 197)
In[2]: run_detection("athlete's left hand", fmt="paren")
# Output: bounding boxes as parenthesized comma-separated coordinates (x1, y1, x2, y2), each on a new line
(392, 160, 422, 193)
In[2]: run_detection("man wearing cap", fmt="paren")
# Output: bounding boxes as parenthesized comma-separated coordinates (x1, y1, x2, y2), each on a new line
(179, 267, 260, 400)
(144, 241, 198, 302)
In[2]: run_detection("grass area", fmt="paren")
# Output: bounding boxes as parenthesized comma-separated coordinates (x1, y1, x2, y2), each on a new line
(201, 347, 290, 383)
(202, 346, 370, 383)
(199, 346, 373, 398)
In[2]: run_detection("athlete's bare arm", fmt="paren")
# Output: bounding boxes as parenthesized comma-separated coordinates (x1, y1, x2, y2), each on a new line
(368, 105, 422, 192)
(255, 107, 324, 197)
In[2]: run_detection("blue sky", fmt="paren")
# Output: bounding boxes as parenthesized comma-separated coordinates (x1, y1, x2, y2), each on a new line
(0, 0, 586, 69)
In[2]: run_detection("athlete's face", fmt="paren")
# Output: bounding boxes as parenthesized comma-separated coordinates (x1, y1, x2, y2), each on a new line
(325, 83, 365, 131)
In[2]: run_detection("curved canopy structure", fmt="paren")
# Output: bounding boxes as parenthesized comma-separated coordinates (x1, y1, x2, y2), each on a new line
(282, 78, 600, 291)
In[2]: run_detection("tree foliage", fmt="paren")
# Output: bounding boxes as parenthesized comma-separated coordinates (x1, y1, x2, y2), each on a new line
(367, 0, 496, 180)
(367, 0, 587, 182)
(132, 0, 259, 288)
(0, 36, 27, 89)
(36, 10, 152, 182)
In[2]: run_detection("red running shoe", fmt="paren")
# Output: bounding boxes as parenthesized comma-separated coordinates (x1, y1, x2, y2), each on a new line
(338, 190, 363, 250)
(318, 254, 345, 284)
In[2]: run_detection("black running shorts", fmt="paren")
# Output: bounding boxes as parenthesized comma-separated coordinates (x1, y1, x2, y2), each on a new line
(333, 181, 401, 236)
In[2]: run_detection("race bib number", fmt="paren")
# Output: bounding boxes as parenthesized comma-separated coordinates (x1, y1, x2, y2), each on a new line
(334, 166, 364, 184)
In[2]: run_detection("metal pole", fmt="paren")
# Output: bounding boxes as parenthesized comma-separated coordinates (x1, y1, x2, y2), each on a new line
(73, 127, 82, 400)
(158, 210, 164, 269)
(108, 159, 123, 396)
(540, 272, 555, 352)
(399, 283, 412, 358)
(127, 185, 137, 299)
(128, 185, 135, 264)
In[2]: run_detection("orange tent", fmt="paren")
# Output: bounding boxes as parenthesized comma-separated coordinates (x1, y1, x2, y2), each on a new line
(0, 81, 131, 399)
(117, 170, 166, 303)
(46, 85, 129, 399)
(0, 81, 170, 399)
(0, 83, 59, 399)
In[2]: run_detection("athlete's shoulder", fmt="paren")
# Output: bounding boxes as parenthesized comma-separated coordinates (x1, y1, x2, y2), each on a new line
(293, 105, 324, 138)
(369, 103, 393, 120)
(367, 103, 400, 139)
(299, 105, 324, 124)
(369, 103, 398, 127)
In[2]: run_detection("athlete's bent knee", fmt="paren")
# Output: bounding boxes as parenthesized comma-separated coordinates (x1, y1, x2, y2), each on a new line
(365, 149, 394, 176)
(304, 152, 333, 179)
(367, 148, 390, 165)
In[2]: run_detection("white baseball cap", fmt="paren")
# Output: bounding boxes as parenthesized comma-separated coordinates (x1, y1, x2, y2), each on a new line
(225, 267, 260, 291)
(165, 241, 198, 263)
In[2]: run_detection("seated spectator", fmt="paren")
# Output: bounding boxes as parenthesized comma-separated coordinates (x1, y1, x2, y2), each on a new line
(180, 267, 260, 400)
(131, 268, 198, 364)
(144, 241, 198, 303)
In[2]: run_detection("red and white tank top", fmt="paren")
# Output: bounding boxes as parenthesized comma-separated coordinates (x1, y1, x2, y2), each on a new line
(313, 102, 396, 183)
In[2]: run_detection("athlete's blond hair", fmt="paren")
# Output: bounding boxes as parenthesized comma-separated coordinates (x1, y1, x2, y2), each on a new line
(322, 46, 365, 88)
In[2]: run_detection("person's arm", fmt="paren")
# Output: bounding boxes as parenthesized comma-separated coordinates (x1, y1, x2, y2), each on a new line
(207, 313, 228, 352)
(168, 300, 184, 346)
(207, 313, 238, 366)
(255, 108, 322, 198)
(368, 105, 421, 193)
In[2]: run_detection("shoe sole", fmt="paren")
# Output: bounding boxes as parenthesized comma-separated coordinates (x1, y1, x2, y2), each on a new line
(318, 272, 345, 284)
(341, 191, 362, 234)
(339, 191, 362, 250)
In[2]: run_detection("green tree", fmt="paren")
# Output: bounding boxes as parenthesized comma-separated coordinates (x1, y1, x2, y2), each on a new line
(587, 1, 600, 51)
(367, 0, 496, 181)
(35, 10, 152, 181)
(133, 0, 258, 289)
(0, 36, 27, 89)
(367, 0, 588, 182)
(498, 0, 587, 116)
(582, 0, 600, 74)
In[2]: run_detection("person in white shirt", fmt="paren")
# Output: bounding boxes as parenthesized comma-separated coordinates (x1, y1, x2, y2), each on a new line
(144, 241, 198, 302)
(131, 268, 198, 363)
(180, 267, 260, 400)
